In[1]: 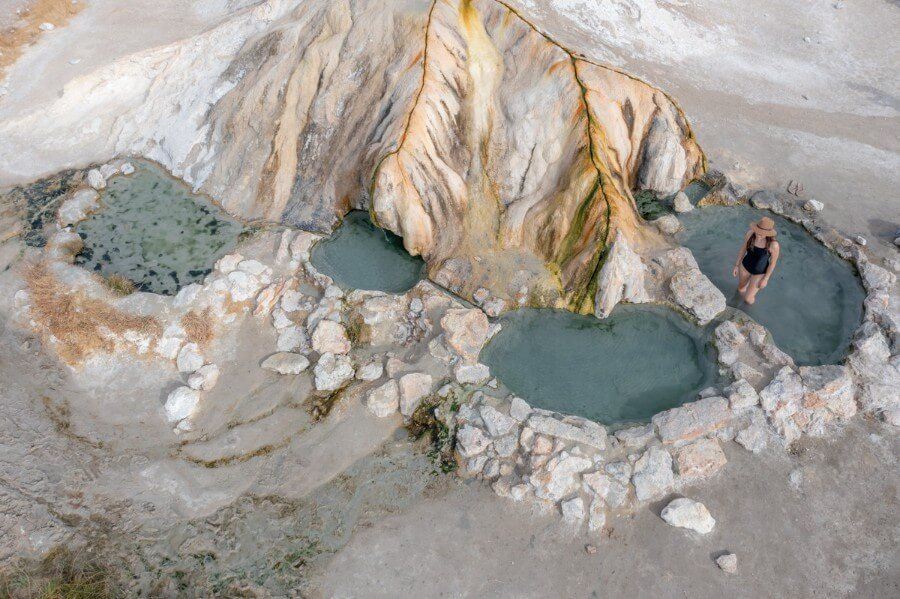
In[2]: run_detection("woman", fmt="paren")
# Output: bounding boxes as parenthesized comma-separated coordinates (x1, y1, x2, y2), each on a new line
(732, 216, 780, 304)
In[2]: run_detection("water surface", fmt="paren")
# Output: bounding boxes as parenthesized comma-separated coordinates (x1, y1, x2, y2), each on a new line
(678, 204, 865, 365)
(74, 161, 242, 295)
(480, 306, 718, 425)
(310, 211, 425, 293)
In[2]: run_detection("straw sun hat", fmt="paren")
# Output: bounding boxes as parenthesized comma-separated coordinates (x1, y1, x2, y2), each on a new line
(751, 216, 777, 238)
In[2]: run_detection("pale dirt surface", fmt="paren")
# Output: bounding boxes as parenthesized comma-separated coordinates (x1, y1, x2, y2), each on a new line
(312, 420, 899, 598)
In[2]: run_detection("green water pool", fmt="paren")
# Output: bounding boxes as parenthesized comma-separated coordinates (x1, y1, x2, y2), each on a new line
(678, 204, 865, 366)
(74, 161, 243, 295)
(480, 306, 718, 425)
(310, 211, 425, 293)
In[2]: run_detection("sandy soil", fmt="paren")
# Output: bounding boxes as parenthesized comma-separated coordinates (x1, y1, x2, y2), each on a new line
(312, 419, 899, 598)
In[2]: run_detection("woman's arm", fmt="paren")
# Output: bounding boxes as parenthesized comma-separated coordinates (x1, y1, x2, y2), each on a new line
(760, 242, 780, 287)
(732, 231, 752, 276)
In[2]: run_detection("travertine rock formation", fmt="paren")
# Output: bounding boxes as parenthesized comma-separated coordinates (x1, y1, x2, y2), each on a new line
(0, 0, 704, 313)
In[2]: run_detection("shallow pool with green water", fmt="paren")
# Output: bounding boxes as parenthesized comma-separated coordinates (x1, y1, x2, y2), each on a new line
(678, 204, 865, 366)
(74, 161, 243, 295)
(480, 306, 718, 426)
(310, 211, 425, 293)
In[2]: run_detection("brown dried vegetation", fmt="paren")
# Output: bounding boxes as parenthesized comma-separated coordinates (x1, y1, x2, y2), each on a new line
(0, 0, 85, 80)
(181, 307, 214, 348)
(24, 261, 161, 364)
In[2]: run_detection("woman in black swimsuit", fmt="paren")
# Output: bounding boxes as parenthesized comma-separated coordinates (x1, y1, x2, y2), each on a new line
(732, 216, 780, 304)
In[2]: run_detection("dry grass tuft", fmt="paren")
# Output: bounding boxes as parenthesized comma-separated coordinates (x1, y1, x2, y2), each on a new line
(181, 308, 214, 348)
(102, 273, 135, 296)
(24, 261, 161, 364)
(0, 546, 116, 599)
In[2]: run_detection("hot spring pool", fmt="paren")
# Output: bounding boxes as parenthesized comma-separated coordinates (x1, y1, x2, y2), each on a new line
(678, 204, 865, 365)
(310, 211, 425, 293)
(74, 161, 243, 295)
(480, 306, 718, 425)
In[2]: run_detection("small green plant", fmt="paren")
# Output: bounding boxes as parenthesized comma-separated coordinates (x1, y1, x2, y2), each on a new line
(0, 547, 116, 599)
(633, 189, 671, 220)
(103, 273, 135, 296)
(407, 385, 469, 474)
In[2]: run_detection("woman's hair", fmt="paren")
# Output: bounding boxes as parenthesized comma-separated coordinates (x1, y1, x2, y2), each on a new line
(746, 232, 776, 252)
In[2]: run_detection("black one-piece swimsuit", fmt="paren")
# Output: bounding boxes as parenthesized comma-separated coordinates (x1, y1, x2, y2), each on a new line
(742, 243, 770, 275)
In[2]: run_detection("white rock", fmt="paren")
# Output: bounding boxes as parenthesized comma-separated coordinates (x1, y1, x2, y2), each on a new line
(660, 497, 715, 534)
(509, 396, 532, 421)
(855, 235, 867, 246)
(457, 425, 491, 458)
(594, 236, 649, 318)
(735, 421, 768, 453)
(716, 553, 737, 574)
(583, 472, 629, 508)
(479, 405, 517, 437)
(531, 455, 592, 502)
(493, 435, 518, 457)
(311, 320, 351, 354)
(725, 379, 759, 411)
(261, 352, 310, 375)
(673, 191, 693, 213)
(669, 269, 726, 325)
(176, 343, 204, 373)
(99, 163, 119, 179)
(226, 270, 261, 302)
(86, 169, 105, 190)
(356, 359, 384, 381)
(57, 189, 100, 226)
(803, 199, 824, 212)
(454, 362, 490, 385)
(409, 297, 424, 313)
(366, 380, 400, 418)
(399, 373, 433, 416)
(164, 387, 201, 423)
(313, 353, 354, 391)
(654, 214, 682, 235)
(237, 259, 271, 279)
(187, 364, 220, 391)
(560, 497, 585, 523)
(631, 447, 674, 501)
(473, 287, 490, 305)
(527, 414, 607, 450)
(272, 308, 293, 329)
(588, 497, 607, 531)
(281, 289, 305, 312)
(39, 22, 55, 31)
(614, 424, 656, 449)
(216, 253, 244, 274)
(277, 325, 309, 352)
(441, 308, 490, 362)
(120, 162, 135, 175)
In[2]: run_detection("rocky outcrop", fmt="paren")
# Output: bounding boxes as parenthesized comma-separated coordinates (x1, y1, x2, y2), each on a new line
(0, 0, 703, 315)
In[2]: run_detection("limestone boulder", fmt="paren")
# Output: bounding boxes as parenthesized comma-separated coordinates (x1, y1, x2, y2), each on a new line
(57, 189, 100, 226)
(187, 364, 220, 391)
(441, 309, 490, 363)
(669, 269, 726, 324)
(652, 397, 732, 446)
(661, 498, 715, 534)
(313, 353, 354, 391)
(164, 386, 200, 424)
(366, 380, 400, 418)
(631, 447, 675, 501)
(261, 352, 310, 375)
(311, 320, 351, 355)
(674, 438, 727, 482)
(176, 343, 204, 373)
(479, 405, 517, 437)
(457, 425, 491, 458)
(454, 362, 490, 385)
(399, 373, 433, 417)
(594, 236, 649, 318)
(526, 415, 607, 450)
(531, 454, 593, 502)
(799, 365, 855, 419)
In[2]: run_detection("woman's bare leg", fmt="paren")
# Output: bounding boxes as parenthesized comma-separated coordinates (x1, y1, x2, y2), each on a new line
(744, 274, 766, 304)
(737, 265, 752, 294)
